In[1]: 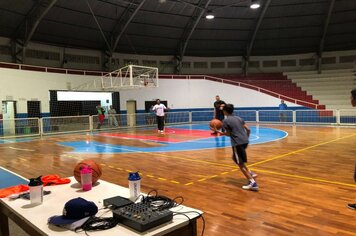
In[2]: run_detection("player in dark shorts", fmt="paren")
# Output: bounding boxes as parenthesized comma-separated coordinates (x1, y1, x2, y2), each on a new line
(213, 104, 259, 191)
(347, 89, 356, 210)
(212, 95, 226, 134)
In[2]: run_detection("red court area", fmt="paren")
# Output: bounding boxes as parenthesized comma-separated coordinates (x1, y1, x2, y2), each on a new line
(99, 128, 212, 143)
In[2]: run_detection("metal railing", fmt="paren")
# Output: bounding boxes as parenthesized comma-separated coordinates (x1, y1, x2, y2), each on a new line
(0, 109, 355, 139)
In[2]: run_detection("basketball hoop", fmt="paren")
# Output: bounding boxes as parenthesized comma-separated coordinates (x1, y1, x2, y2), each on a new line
(72, 65, 159, 91)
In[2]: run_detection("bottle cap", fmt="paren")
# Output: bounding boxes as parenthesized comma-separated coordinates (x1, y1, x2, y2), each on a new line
(29, 176, 43, 186)
(128, 172, 141, 181)
(80, 165, 92, 174)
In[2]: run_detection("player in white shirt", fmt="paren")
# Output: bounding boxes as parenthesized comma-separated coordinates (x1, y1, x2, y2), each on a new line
(152, 99, 167, 133)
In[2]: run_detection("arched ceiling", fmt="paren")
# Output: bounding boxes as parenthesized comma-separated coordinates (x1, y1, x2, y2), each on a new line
(0, 0, 355, 57)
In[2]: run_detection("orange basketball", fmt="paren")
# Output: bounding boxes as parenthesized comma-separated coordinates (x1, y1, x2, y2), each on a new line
(74, 159, 102, 184)
(209, 119, 223, 130)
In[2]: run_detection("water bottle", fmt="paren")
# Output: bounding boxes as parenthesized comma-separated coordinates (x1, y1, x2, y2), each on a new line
(128, 172, 141, 200)
(29, 176, 43, 205)
(80, 165, 92, 191)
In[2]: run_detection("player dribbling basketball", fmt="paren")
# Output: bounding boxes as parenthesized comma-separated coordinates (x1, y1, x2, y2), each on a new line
(214, 104, 259, 191)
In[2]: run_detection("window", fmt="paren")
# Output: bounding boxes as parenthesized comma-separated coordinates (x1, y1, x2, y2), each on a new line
(182, 61, 191, 68)
(249, 61, 260, 68)
(65, 54, 99, 64)
(321, 57, 336, 64)
(262, 60, 277, 67)
(26, 49, 60, 61)
(339, 55, 356, 63)
(281, 59, 296, 67)
(299, 58, 315, 66)
(211, 62, 225, 69)
(194, 61, 208, 68)
(227, 61, 242, 68)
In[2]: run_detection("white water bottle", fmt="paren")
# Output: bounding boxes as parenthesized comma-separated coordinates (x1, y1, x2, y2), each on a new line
(128, 172, 141, 200)
(29, 176, 43, 205)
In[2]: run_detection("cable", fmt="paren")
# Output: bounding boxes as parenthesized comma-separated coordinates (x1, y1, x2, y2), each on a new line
(172, 211, 205, 236)
(77, 216, 119, 235)
(139, 191, 204, 235)
(75, 208, 119, 235)
(140, 189, 184, 211)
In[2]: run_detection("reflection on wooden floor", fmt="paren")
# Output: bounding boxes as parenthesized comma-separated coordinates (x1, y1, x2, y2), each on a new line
(1, 124, 356, 236)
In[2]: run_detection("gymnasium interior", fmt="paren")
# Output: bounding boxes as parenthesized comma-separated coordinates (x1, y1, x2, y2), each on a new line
(0, 0, 356, 235)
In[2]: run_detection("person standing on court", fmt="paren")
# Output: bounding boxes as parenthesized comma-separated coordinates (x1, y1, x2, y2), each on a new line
(212, 95, 226, 134)
(278, 100, 288, 122)
(96, 104, 105, 129)
(108, 105, 119, 127)
(347, 89, 356, 210)
(213, 104, 258, 191)
(152, 99, 167, 134)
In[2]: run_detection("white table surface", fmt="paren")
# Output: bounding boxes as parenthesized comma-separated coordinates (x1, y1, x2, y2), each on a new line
(0, 177, 203, 236)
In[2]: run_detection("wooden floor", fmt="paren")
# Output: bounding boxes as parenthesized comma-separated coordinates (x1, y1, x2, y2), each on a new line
(1, 124, 356, 236)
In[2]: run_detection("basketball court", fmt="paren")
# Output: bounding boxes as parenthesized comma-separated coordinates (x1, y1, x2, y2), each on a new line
(1, 122, 356, 235)
(1, 0, 356, 236)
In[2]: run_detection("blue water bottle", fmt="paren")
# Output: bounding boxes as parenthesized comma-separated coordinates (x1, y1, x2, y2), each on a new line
(128, 172, 141, 200)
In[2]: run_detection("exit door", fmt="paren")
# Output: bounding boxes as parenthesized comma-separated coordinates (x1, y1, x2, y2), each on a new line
(27, 101, 41, 118)
(126, 100, 136, 127)
(2, 101, 17, 136)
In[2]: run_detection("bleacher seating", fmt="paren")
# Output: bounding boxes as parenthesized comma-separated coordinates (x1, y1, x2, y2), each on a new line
(216, 73, 323, 109)
(285, 69, 356, 110)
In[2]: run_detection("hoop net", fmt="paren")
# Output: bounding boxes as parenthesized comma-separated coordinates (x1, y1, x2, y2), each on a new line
(73, 65, 158, 91)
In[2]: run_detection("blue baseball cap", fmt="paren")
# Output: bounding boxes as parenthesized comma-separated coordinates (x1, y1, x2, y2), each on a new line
(48, 198, 98, 225)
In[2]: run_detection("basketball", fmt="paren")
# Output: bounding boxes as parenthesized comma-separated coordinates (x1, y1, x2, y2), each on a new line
(209, 119, 223, 130)
(74, 159, 102, 184)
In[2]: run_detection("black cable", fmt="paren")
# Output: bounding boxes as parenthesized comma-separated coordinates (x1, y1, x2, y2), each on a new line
(141, 189, 184, 211)
(75, 209, 120, 235)
(172, 211, 205, 236)
(78, 216, 119, 232)
(172, 212, 194, 236)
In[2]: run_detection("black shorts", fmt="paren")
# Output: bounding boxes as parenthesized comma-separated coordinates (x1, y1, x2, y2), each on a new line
(232, 144, 248, 164)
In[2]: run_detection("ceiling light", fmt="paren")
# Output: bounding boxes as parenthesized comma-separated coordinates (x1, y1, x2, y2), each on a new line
(250, 0, 260, 9)
(206, 10, 214, 20)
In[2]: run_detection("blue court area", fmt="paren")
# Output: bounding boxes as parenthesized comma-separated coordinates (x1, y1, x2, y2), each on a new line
(0, 167, 28, 189)
(59, 124, 288, 154)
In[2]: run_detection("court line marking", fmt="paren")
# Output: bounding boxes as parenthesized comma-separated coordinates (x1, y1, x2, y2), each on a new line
(69, 129, 356, 187)
(90, 143, 237, 168)
(83, 125, 288, 152)
(248, 132, 356, 167)
(0, 166, 29, 181)
(100, 163, 181, 185)
(250, 168, 356, 188)
(8, 147, 35, 152)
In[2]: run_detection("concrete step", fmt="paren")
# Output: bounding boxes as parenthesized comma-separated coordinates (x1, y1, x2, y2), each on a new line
(291, 76, 356, 82)
(317, 99, 350, 105)
(326, 104, 355, 109)
(312, 94, 350, 100)
(299, 85, 354, 90)
(284, 68, 356, 76)
(288, 72, 356, 79)
(295, 80, 356, 86)
(306, 90, 350, 95)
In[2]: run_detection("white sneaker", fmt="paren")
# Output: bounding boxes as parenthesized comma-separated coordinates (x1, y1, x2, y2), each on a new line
(160, 130, 164, 134)
(242, 181, 259, 191)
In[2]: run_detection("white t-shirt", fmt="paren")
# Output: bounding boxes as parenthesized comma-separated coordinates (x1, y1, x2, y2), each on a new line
(152, 104, 166, 117)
